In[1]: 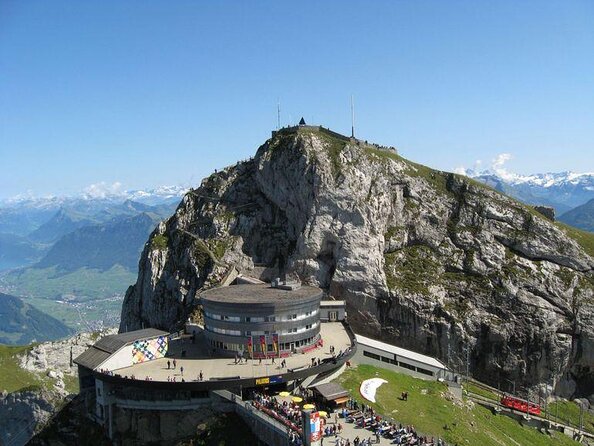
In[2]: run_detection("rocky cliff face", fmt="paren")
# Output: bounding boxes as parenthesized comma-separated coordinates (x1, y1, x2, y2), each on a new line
(0, 329, 115, 446)
(120, 126, 594, 399)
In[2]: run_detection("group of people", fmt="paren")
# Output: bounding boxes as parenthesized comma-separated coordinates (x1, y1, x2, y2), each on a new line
(250, 391, 447, 446)
(343, 401, 445, 446)
(252, 391, 304, 427)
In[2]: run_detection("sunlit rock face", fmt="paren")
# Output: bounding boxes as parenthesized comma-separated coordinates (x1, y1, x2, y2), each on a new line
(120, 127, 594, 399)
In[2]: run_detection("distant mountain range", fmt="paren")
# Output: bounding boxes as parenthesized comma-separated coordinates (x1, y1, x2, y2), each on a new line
(0, 184, 187, 208)
(0, 187, 185, 334)
(463, 170, 594, 217)
(36, 212, 162, 272)
(558, 199, 594, 232)
(0, 186, 186, 271)
(0, 292, 72, 344)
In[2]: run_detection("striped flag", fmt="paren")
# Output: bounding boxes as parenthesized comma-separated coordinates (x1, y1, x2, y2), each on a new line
(247, 336, 253, 358)
(272, 333, 279, 354)
(260, 335, 267, 355)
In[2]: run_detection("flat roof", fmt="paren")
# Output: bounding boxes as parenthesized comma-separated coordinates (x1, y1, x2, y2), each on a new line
(200, 283, 322, 304)
(94, 328, 168, 354)
(313, 382, 349, 401)
(355, 334, 446, 369)
(320, 300, 345, 306)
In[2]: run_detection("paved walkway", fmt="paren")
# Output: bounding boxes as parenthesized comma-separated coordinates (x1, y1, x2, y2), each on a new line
(111, 323, 352, 382)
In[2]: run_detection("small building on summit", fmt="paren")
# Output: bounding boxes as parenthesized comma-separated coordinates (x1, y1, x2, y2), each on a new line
(200, 282, 323, 357)
(298, 117, 306, 125)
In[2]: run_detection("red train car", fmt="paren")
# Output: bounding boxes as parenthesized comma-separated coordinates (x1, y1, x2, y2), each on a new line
(500, 395, 541, 416)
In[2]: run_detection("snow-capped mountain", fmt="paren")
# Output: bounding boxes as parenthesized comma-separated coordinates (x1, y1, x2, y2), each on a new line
(462, 169, 594, 214)
(0, 185, 188, 209)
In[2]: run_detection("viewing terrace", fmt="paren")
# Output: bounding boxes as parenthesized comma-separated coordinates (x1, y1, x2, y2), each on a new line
(93, 322, 354, 389)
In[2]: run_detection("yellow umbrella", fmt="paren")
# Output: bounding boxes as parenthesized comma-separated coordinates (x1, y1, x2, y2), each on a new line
(318, 411, 328, 418)
(279, 391, 291, 397)
(292, 396, 303, 403)
(303, 403, 315, 410)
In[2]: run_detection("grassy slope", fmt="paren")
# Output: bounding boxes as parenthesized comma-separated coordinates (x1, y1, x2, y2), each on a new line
(0, 342, 80, 396)
(464, 381, 594, 435)
(337, 365, 579, 446)
(548, 400, 594, 435)
(0, 344, 45, 393)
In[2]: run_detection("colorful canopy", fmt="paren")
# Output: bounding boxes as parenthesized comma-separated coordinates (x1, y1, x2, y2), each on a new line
(291, 396, 303, 403)
(278, 391, 291, 397)
(303, 404, 315, 410)
(318, 411, 328, 417)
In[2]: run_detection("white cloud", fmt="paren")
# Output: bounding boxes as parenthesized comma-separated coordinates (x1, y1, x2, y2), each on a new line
(454, 166, 467, 175)
(491, 153, 517, 181)
(82, 181, 124, 199)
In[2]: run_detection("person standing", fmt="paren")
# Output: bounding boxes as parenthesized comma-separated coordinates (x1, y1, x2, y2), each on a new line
(173, 358, 177, 369)
(199, 370, 203, 381)
(167, 360, 171, 370)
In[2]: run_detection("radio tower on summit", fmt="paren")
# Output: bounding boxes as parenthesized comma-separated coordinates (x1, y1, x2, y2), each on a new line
(351, 95, 355, 138)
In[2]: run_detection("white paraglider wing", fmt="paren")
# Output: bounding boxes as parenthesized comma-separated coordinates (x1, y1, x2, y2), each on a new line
(359, 378, 388, 403)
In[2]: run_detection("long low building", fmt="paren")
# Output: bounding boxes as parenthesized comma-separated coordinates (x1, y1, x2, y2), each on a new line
(353, 334, 452, 381)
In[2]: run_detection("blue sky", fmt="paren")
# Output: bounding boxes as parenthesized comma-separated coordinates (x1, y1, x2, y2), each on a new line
(1, 1, 593, 199)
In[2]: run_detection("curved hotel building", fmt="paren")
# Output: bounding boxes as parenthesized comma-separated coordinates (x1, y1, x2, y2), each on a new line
(200, 283, 323, 356)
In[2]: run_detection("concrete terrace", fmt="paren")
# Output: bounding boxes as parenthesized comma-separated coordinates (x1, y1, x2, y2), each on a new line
(110, 322, 352, 382)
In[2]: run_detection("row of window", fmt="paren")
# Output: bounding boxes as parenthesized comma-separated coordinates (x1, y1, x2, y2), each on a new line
(204, 322, 319, 337)
(209, 326, 242, 336)
(204, 309, 318, 323)
(362, 350, 434, 376)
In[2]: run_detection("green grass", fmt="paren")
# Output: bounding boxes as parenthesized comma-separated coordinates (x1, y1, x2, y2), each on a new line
(464, 381, 500, 401)
(548, 400, 594, 434)
(0, 344, 45, 393)
(63, 374, 79, 395)
(1, 264, 136, 300)
(384, 245, 441, 295)
(151, 233, 168, 251)
(337, 365, 580, 446)
(554, 222, 594, 258)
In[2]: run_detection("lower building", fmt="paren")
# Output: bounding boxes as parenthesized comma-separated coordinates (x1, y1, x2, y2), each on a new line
(353, 334, 452, 381)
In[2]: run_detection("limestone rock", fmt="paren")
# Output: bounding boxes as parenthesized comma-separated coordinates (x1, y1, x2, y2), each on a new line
(120, 127, 594, 398)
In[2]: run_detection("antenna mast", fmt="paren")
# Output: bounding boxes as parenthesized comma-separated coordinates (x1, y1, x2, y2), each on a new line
(351, 95, 355, 138)
(277, 100, 281, 130)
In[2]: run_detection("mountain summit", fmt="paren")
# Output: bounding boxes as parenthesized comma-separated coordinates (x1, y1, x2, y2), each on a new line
(120, 125, 594, 398)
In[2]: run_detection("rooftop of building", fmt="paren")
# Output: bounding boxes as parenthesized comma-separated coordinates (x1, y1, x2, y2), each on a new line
(199, 283, 323, 305)
(75, 328, 168, 369)
(99, 322, 352, 382)
(355, 334, 446, 369)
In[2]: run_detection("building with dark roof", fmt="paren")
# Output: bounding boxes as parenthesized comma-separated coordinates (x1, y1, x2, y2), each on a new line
(200, 283, 323, 356)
